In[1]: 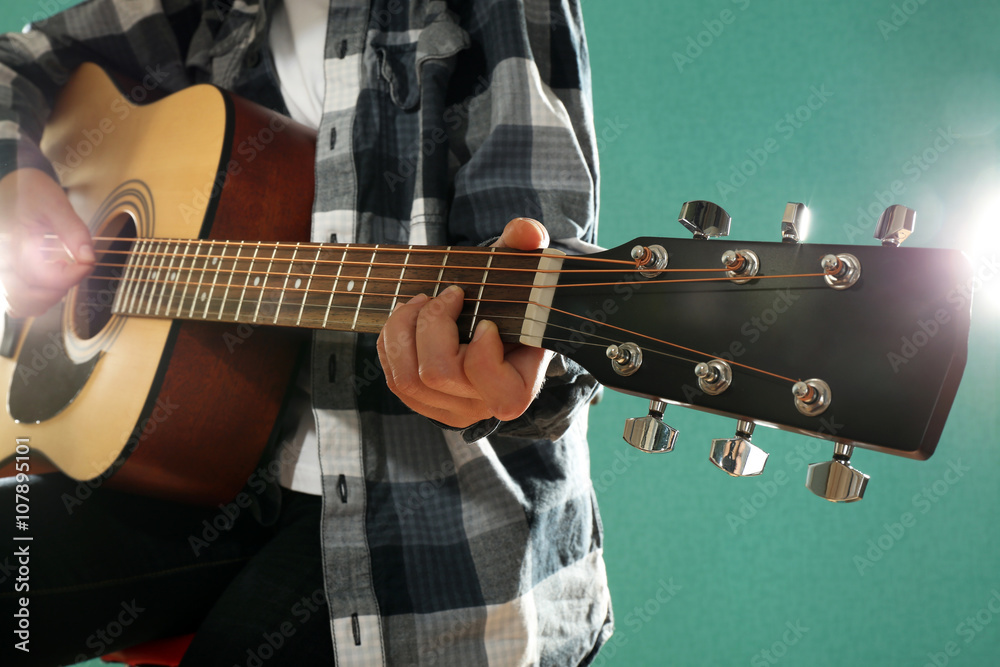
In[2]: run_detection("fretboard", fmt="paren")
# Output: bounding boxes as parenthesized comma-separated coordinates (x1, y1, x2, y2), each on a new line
(110, 239, 557, 343)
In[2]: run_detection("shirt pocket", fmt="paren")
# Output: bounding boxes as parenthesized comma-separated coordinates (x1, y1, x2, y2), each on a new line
(371, 0, 471, 110)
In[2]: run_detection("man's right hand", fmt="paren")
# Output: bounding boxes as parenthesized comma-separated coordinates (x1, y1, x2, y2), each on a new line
(0, 167, 94, 317)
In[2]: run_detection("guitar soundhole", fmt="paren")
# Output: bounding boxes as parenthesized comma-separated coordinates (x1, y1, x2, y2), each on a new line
(72, 212, 137, 340)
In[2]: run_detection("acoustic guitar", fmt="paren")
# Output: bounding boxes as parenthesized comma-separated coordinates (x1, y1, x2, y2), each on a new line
(0, 64, 972, 505)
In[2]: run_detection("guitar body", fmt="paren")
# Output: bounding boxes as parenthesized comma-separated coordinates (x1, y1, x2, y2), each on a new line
(0, 63, 316, 505)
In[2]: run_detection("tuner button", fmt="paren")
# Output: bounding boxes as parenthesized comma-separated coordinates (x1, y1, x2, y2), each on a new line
(805, 443, 869, 502)
(781, 202, 810, 243)
(695, 359, 732, 395)
(678, 200, 731, 240)
(709, 420, 768, 477)
(623, 400, 679, 453)
(873, 204, 915, 247)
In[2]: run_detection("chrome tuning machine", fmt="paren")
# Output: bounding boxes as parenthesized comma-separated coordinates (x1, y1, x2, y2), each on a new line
(678, 200, 731, 239)
(606, 342, 643, 376)
(709, 420, 768, 477)
(695, 359, 732, 395)
(623, 400, 679, 454)
(630, 244, 668, 278)
(781, 202, 810, 243)
(805, 443, 869, 502)
(874, 204, 915, 247)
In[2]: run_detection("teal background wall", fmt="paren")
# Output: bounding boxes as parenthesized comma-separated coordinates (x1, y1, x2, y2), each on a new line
(1, 1, 997, 666)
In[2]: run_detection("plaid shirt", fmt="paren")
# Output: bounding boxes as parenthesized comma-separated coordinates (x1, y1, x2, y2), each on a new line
(0, 0, 611, 664)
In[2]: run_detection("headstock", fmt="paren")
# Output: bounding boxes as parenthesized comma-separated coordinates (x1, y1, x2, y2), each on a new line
(542, 201, 971, 502)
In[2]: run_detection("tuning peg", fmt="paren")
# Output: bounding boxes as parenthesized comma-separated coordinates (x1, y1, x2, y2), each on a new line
(805, 443, 869, 502)
(781, 202, 810, 243)
(873, 205, 915, 247)
(623, 400, 678, 453)
(678, 200, 731, 239)
(709, 420, 768, 476)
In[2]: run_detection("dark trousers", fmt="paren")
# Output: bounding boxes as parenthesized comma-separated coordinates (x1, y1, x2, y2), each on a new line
(0, 474, 335, 666)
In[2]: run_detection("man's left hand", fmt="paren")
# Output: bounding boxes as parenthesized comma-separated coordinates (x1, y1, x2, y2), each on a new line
(376, 217, 553, 428)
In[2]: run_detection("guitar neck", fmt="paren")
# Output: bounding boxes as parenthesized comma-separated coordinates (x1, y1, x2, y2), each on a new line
(108, 239, 556, 343)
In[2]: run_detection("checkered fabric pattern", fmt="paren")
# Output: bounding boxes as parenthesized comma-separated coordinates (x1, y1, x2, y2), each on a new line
(0, 0, 612, 664)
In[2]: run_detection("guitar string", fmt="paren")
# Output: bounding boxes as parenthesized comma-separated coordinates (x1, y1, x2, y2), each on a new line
(81, 257, 828, 290)
(44, 242, 728, 276)
(99, 273, 802, 384)
(43, 235, 642, 267)
(101, 289, 747, 374)
(41, 240, 822, 385)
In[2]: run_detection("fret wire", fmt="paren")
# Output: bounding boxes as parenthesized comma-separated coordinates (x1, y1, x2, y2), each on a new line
(177, 241, 199, 317)
(153, 241, 175, 316)
(274, 242, 300, 325)
(235, 242, 262, 320)
(127, 240, 155, 315)
(297, 246, 323, 326)
(201, 240, 225, 319)
(469, 248, 494, 339)
(323, 244, 349, 329)
(164, 241, 188, 316)
(433, 247, 450, 297)
(253, 242, 280, 323)
(137, 240, 159, 315)
(187, 240, 210, 319)
(352, 246, 379, 331)
(218, 241, 243, 320)
(390, 245, 412, 313)
(113, 239, 143, 313)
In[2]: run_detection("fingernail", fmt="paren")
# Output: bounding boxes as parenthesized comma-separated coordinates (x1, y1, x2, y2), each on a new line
(76, 244, 95, 264)
(444, 285, 464, 297)
(472, 319, 491, 342)
(521, 218, 546, 236)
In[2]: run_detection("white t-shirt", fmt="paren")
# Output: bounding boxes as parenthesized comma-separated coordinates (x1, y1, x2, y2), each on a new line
(268, 0, 330, 494)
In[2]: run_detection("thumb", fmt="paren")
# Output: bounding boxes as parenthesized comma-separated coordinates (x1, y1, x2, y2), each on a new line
(492, 217, 550, 251)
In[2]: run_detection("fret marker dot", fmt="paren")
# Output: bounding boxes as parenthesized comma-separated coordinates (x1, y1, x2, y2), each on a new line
(254, 277, 260, 287)
(347, 280, 355, 292)
(295, 278, 302, 289)
(200, 292, 207, 302)
(169, 272, 177, 281)
(212, 257, 218, 265)
(151, 271, 158, 280)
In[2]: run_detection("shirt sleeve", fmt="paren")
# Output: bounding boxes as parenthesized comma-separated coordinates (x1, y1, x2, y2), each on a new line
(0, 0, 206, 181)
(444, 0, 603, 442)
(446, 0, 599, 252)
